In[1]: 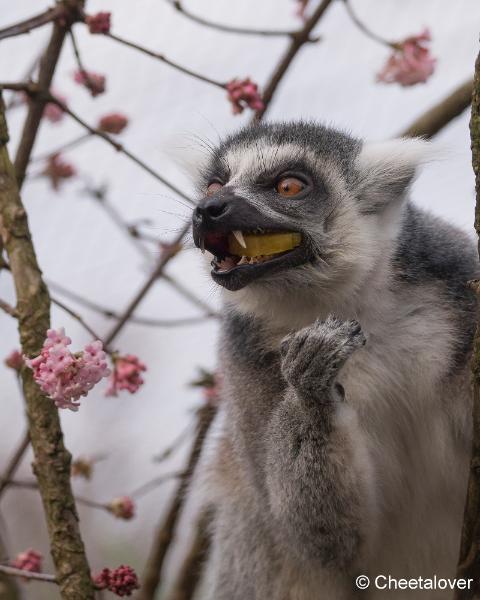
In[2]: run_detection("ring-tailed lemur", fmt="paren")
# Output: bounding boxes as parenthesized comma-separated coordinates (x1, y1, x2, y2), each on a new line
(191, 121, 478, 599)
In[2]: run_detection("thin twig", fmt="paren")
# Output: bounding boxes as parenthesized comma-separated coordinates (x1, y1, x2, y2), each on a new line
(0, 297, 17, 317)
(105, 32, 226, 89)
(342, 0, 392, 47)
(30, 133, 92, 163)
(167, 0, 306, 39)
(0, 431, 30, 499)
(69, 29, 100, 96)
(254, 0, 334, 120)
(161, 273, 218, 317)
(0, 564, 57, 584)
(47, 91, 195, 206)
(103, 223, 191, 346)
(130, 471, 183, 500)
(153, 418, 196, 463)
(48, 279, 217, 327)
(50, 296, 108, 348)
(0, 5, 67, 42)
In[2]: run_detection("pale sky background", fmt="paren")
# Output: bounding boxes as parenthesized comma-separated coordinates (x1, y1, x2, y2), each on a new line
(1, 1, 480, 598)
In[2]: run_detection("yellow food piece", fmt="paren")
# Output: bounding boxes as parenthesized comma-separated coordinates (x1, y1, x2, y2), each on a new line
(228, 232, 302, 257)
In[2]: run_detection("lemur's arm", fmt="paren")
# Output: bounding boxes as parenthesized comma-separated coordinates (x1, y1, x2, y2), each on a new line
(264, 316, 376, 568)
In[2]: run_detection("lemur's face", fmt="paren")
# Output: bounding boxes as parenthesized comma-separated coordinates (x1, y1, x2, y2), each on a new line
(192, 122, 363, 292)
(192, 122, 424, 295)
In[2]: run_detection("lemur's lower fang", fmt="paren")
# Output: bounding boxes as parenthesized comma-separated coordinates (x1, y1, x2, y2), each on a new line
(191, 121, 478, 599)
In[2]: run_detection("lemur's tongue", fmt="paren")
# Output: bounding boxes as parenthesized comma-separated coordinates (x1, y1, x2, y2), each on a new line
(228, 232, 302, 258)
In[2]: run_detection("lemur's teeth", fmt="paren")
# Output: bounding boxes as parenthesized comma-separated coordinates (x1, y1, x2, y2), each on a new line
(232, 230, 247, 248)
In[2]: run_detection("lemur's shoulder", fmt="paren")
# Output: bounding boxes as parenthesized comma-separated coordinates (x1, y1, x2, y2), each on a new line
(393, 203, 479, 295)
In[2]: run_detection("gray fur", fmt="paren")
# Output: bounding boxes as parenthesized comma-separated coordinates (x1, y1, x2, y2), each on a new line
(192, 121, 478, 599)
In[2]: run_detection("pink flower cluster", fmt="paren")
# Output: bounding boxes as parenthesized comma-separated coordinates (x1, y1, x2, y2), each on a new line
(93, 565, 139, 596)
(85, 12, 111, 34)
(74, 70, 106, 97)
(106, 354, 146, 396)
(226, 78, 265, 115)
(98, 113, 129, 134)
(43, 154, 76, 191)
(377, 28, 436, 87)
(10, 549, 43, 574)
(5, 349, 23, 371)
(108, 496, 135, 520)
(25, 328, 110, 411)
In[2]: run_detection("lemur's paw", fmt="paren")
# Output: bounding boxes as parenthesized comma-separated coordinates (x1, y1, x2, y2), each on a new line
(280, 315, 366, 396)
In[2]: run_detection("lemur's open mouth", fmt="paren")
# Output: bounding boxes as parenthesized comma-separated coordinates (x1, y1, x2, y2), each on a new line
(199, 229, 309, 291)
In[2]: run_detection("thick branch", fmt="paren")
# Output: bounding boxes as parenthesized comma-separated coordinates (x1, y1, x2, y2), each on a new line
(454, 51, 480, 600)
(254, 0, 334, 120)
(138, 404, 216, 600)
(0, 95, 94, 600)
(400, 79, 474, 139)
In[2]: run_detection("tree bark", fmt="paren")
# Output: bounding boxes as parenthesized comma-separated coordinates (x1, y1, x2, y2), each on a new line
(454, 51, 480, 600)
(0, 95, 94, 599)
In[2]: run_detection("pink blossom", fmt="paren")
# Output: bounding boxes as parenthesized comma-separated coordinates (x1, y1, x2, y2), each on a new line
(5, 349, 23, 371)
(108, 496, 135, 520)
(85, 12, 111, 34)
(24, 328, 110, 411)
(20, 90, 66, 123)
(42, 154, 76, 191)
(98, 113, 129, 134)
(10, 549, 43, 574)
(106, 354, 146, 396)
(93, 565, 140, 596)
(226, 78, 265, 115)
(73, 70, 106, 97)
(377, 28, 436, 87)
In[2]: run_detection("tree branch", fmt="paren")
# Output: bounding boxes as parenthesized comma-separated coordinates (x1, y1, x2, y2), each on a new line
(105, 33, 226, 89)
(138, 404, 216, 600)
(0, 564, 56, 584)
(0, 94, 95, 599)
(13, 1, 82, 189)
(0, 431, 30, 499)
(167, 0, 306, 39)
(454, 50, 480, 600)
(0, 5, 67, 42)
(400, 79, 474, 139)
(254, 0, 334, 120)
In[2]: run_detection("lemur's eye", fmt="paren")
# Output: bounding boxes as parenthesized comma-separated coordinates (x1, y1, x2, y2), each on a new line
(276, 177, 305, 197)
(207, 181, 223, 196)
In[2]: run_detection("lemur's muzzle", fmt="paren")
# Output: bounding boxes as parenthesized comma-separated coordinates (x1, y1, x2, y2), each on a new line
(192, 190, 308, 291)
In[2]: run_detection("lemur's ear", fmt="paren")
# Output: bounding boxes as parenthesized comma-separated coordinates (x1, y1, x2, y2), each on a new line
(354, 138, 432, 214)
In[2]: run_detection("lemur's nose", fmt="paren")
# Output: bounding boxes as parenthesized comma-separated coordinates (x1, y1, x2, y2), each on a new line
(195, 197, 228, 222)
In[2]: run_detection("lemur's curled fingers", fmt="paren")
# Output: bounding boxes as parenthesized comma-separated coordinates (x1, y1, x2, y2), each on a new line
(280, 315, 366, 398)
